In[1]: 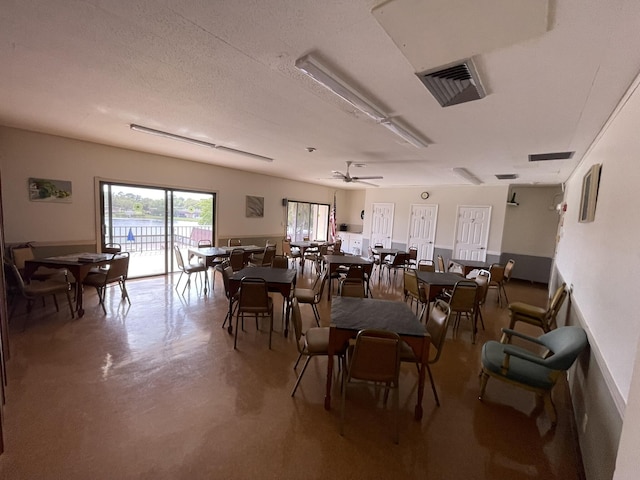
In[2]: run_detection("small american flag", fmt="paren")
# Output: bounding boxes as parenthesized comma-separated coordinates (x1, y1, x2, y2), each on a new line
(329, 192, 337, 241)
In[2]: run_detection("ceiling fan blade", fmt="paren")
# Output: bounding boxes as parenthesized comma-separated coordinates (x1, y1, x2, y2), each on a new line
(353, 179, 380, 187)
(352, 175, 384, 180)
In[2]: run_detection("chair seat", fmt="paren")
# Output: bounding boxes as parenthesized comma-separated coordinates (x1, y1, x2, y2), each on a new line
(481, 340, 556, 390)
(295, 288, 315, 303)
(509, 302, 546, 319)
(305, 327, 330, 353)
(83, 272, 108, 287)
(239, 297, 274, 315)
(24, 279, 71, 296)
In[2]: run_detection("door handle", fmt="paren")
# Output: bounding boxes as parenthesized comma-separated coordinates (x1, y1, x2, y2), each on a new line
(480, 247, 486, 250)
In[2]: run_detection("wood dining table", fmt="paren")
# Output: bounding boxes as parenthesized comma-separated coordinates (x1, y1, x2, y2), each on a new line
(322, 254, 373, 299)
(24, 253, 113, 317)
(228, 266, 297, 336)
(326, 297, 431, 420)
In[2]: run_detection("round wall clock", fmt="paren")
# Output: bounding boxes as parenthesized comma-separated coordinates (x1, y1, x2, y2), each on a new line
(421, 191, 430, 200)
(360, 209, 365, 220)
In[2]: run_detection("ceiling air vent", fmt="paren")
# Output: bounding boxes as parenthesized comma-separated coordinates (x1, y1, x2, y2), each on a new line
(495, 174, 518, 180)
(529, 152, 575, 162)
(416, 60, 486, 107)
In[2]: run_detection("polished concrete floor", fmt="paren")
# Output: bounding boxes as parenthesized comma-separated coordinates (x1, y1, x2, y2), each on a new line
(0, 264, 584, 479)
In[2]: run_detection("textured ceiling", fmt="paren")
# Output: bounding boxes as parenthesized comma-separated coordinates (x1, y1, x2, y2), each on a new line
(2, 0, 640, 189)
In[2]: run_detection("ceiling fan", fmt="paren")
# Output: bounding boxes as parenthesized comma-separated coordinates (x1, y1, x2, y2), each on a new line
(331, 161, 383, 187)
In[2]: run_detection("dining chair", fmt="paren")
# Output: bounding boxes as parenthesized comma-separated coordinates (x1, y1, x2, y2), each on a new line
(436, 255, 446, 273)
(448, 280, 479, 343)
(271, 255, 289, 269)
(82, 252, 131, 314)
(474, 269, 491, 333)
(234, 277, 274, 349)
(220, 262, 238, 333)
(228, 239, 242, 247)
(507, 283, 568, 335)
(229, 248, 245, 272)
(479, 326, 588, 425)
(384, 252, 408, 284)
(103, 242, 122, 254)
(249, 244, 275, 266)
(174, 245, 209, 294)
(341, 329, 402, 444)
(290, 298, 342, 397)
(488, 263, 507, 306)
(400, 299, 452, 406)
(417, 259, 435, 272)
(403, 268, 429, 322)
(11, 244, 71, 282)
(282, 238, 301, 267)
(5, 260, 75, 320)
(294, 270, 327, 326)
(407, 246, 418, 268)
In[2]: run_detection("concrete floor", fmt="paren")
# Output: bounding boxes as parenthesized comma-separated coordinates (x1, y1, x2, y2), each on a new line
(0, 264, 584, 479)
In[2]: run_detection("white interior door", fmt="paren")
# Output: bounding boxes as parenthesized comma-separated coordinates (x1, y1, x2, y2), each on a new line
(453, 206, 491, 261)
(370, 203, 394, 248)
(408, 204, 438, 260)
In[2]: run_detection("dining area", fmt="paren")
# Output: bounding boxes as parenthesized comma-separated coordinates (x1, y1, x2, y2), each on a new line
(0, 240, 586, 479)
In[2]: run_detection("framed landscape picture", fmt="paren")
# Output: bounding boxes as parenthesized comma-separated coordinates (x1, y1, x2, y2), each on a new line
(28, 178, 73, 203)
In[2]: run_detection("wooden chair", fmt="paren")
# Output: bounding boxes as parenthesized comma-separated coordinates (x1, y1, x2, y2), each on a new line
(294, 270, 327, 326)
(403, 268, 429, 322)
(507, 283, 568, 335)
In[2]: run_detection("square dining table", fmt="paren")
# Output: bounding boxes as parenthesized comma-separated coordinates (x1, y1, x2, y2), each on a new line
(326, 297, 431, 420)
(323, 254, 373, 299)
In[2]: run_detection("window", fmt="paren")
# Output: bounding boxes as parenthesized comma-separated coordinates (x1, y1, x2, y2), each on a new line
(579, 164, 602, 223)
(286, 201, 329, 242)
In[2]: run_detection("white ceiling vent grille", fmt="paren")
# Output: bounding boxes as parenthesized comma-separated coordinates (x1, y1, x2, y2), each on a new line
(416, 60, 486, 107)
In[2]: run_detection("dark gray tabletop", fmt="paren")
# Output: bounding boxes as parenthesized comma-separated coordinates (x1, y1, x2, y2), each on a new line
(331, 297, 426, 337)
(416, 271, 466, 286)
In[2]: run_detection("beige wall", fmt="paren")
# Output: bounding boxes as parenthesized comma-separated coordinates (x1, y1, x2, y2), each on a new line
(0, 127, 343, 245)
(362, 185, 509, 254)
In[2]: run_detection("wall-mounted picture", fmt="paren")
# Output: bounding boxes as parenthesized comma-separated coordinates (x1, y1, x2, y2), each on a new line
(578, 164, 602, 223)
(246, 195, 264, 217)
(28, 178, 73, 203)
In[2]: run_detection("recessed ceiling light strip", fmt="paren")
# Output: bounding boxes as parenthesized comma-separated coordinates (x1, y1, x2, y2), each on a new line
(295, 54, 429, 148)
(129, 124, 273, 162)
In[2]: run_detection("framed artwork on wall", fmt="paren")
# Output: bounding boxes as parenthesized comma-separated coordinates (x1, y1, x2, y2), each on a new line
(578, 164, 602, 223)
(246, 195, 264, 217)
(28, 178, 72, 203)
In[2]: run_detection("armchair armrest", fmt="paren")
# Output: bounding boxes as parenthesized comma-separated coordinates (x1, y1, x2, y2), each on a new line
(502, 345, 548, 367)
(500, 328, 545, 346)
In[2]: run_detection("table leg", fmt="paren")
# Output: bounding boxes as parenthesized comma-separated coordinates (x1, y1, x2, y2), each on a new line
(283, 294, 291, 338)
(227, 296, 234, 334)
(325, 349, 334, 410)
(76, 283, 85, 318)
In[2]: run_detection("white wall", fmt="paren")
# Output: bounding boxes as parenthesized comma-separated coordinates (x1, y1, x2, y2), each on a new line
(0, 127, 343, 244)
(362, 185, 509, 253)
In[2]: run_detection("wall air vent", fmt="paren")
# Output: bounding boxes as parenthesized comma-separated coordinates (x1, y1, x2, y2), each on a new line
(416, 60, 486, 107)
(529, 151, 575, 162)
(495, 174, 518, 180)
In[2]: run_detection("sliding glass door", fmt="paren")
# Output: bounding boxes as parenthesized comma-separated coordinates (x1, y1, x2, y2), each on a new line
(100, 182, 215, 278)
(286, 200, 329, 242)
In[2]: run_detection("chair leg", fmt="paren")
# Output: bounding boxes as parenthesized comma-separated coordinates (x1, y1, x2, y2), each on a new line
(268, 311, 274, 349)
(543, 391, 557, 425)
(65, 290, 75, 319)
(52, 294, 60, 312)
(478, 371, 490, 399)
(311, 304, 320, 326)
(291, 356, 311, 396)
(426, 364, 440, 407)
(393, 384, 399, 444)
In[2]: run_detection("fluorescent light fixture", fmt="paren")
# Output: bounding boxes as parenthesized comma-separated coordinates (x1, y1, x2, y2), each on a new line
(295, 54, 386, 122)
(295, 54, 428, 148)
(379, 119, 429, 148)
(129, 124, 273, 162)
(452, 167, 482, 185)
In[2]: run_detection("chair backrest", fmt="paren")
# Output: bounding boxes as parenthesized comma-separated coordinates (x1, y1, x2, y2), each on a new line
(403, 268, 420, 299)
(271, 255, 289, 269)
(436, 255, 445, 273)
(475, 269, 491, 306)
(340, 280, 365, 298)
(349, 329, 401, 383)
(417, 260, 435, 272)
(198, 239, 212, 248)
(314, 270, 328, 298)
(103, 242, 122, 254)
(106, 252, 130, 283)
(282, 239, 292, 256)
(229, 249, 245, 272)
(5, 260, 27, 292)
(290, 299, 305, 354)
(504, 259, 515, 281)
(345, 264, 364, 280)
(537, 326, 588, 371)
(449, 280, 478, 313)
(333, 239, 342, 253)
(489, 263, 505, 283)
(546, 283, 568, 329)
(221, 264, 234, 301)
(408, 247, 418, 262)
(11, 245, 35, 271)
(174, 245, 186, 271)
(228, 239, 242, 247)
(374, 243, 384, 248)
(318, 244, 329, 256)
(262, 245, 277, 265)
(391, 252, 408, 267)
(426, 300, 452, 363)
(238, 277, 270, 311)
